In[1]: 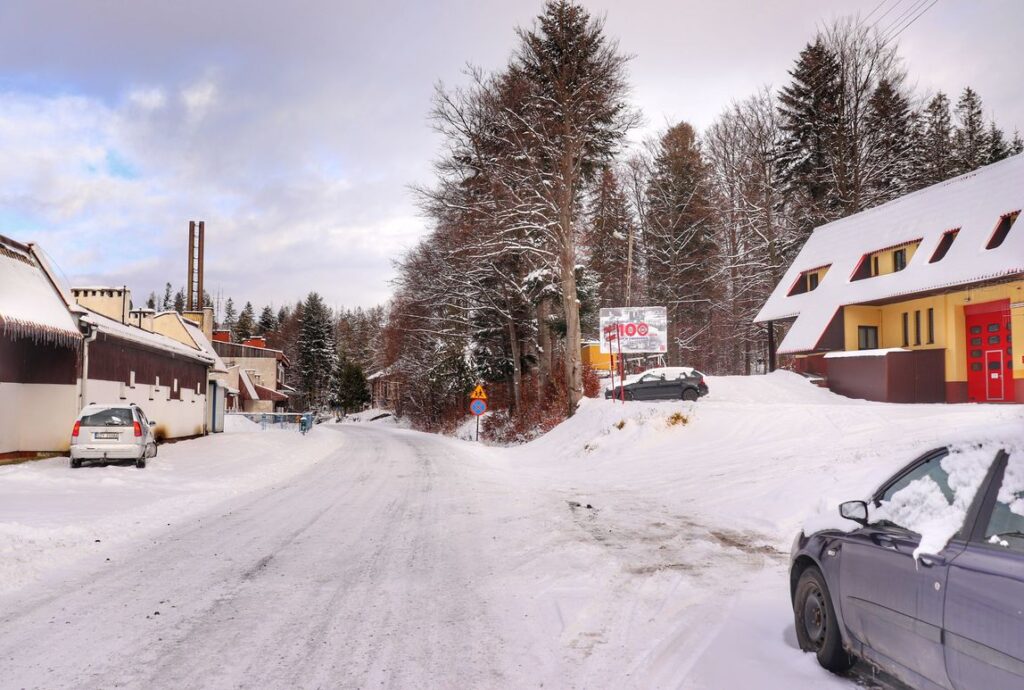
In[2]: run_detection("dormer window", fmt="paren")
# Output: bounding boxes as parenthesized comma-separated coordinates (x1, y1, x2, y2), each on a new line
(930, 228, 959, 263)
(986, 211, 1020, 250)
(852, 239, 921, 281)
(788, 265, 830, 296)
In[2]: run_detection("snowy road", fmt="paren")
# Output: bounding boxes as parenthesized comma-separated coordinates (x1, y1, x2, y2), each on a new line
(4, 377, 985, 689)
(0, 426, 528, 689)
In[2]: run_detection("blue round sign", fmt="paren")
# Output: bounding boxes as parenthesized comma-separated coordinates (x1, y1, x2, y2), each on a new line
(469, 399, 487, 416)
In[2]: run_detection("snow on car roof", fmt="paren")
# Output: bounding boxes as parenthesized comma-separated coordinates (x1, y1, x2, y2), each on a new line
(755, 153, 1024, 354)
(637, 367, 697, 379)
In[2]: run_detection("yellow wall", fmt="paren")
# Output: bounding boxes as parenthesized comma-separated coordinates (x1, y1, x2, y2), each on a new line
(152, 313, 196, 349)
(842, 280, 1024, 383)
(868, 240, 921, 277)
(582, 343, 613, 372)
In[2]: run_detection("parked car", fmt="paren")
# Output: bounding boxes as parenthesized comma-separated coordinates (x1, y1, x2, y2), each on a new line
(70, 403, 158, 469)
(790, 443, 1024, 689)
(605, 367, 708, 401)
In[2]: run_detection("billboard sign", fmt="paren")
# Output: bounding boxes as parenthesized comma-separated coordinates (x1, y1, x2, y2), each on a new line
(599, 307, 668, 354)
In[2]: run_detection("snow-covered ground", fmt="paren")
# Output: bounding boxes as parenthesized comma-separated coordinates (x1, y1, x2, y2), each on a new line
(2, 372, 1022, 688)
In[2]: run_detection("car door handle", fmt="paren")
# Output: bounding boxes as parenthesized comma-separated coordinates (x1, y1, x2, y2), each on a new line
(919, 555, 946, 568)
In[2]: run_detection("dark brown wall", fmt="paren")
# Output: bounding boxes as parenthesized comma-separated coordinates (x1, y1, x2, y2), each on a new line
(828, 349, 946, 403)
(0, 333, 78, 384)
(827, 354, 889, 401)
(815, 307, 846, 351)
(89, 333, 206, 397)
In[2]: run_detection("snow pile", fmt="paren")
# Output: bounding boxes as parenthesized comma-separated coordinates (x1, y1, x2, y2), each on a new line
(343, 408, 407, 426)
(224, 414, 260, 432)
(496, 370, 1024, 687)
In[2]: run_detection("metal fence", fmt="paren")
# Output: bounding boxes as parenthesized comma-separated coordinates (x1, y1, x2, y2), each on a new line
(227, 412, 316, 432)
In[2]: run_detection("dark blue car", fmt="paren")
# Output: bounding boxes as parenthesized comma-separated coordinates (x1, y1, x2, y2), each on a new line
(790, 444, 1024, 690)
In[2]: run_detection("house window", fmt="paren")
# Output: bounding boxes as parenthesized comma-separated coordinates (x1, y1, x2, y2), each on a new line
(807, 272, 819, 291)
(129, 370, 136, 387)
(902, 312, 909, 347)
(987, 211, 1020, 250)
(858, 326, 879, 350)
(927, 308, 935, 344)
(930, 229, 959, 262)
(914, 310, 921, 345)
(173, 379, 178, 393)
(893, 248, 907, 271)
(872, 256, 880, 276)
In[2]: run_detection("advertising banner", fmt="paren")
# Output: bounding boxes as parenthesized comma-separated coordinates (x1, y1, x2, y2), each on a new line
(599, 306, 668, 354)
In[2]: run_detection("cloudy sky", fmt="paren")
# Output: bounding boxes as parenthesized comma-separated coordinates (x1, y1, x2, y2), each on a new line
(1, 0, 1021, 313)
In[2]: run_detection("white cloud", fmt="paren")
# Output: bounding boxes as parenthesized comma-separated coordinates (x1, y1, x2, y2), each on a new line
(127, 87, 166, 110)
(181, 78, 217, 124)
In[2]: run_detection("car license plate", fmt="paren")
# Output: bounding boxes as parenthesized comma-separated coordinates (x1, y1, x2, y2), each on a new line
(94, 432, 119, 439)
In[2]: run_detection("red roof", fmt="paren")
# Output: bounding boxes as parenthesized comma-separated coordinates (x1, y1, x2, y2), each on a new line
(254, 384, 288, 402)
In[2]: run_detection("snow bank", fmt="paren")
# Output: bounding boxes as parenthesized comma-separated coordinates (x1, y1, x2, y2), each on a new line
(224, 414, 259, 432)
(0, 427, 344, 598)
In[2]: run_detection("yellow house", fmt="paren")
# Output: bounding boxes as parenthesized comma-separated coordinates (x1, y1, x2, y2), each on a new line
(756, 154, 1024, 404)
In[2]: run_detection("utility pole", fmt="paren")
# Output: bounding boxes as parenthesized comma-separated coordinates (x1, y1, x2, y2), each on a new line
(625, 222, 634, 307)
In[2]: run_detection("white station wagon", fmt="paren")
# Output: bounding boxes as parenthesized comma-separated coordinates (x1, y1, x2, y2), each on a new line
(70, 403, 158, 469)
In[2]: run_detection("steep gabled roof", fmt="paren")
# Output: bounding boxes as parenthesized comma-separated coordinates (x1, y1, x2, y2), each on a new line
(77, 307, 214, 365)
(756, 153, 1024, 354)
(0, 235, 80, 348)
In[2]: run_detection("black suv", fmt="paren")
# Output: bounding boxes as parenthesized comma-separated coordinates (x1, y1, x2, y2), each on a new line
(605, 367, 709, 402)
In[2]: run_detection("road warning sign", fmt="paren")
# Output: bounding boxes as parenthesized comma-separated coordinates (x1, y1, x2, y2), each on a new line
(469, 399, 487, 416)
(469, 385, 488, 400)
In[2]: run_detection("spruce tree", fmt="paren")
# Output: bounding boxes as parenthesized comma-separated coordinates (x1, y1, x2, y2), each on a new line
(987, 122, 1010, 164)
(953, 87, 988, 174)
(777, 38, 842, 233)
(584, 167, 636, 308)
(162, 282, 173, 310)
(258, 305, 278, 334)
(914, 93, 954, 188)
(1012, 131, 1024, 156)
(146, 292, 157, 310)
(644, 121, 714, 368)
(333, 360, 371, 413)
(297, 292, 337, 410)
(222, 298, 237, 333)
(865, 79, 913, 204)
(235, 301, 256, 341)
(173, 288, 185, 314)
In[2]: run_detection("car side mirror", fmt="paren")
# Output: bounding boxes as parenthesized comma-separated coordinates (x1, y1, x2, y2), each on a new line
(149, 420, 156, 427)
(839, 500, 869, 526)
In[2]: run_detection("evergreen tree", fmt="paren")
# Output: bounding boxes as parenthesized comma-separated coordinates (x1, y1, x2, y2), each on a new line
(333, 359, 371, 413)
(987, 122, 1010, 164)
(865, 79, 914, 204)
(222, 298, 237, 334)
(298, 292, 337, 409)
(258, 305, 278, 334)
(1011, 131, 1024, 156)
(145, 292, 157, 310)
(953, 87, 988, 174)
(162, 282, 173, 311)
(777, 38, 842, 233)
(914, 93, 954, 188)
(235, 301, 256, 341)
(173, 288, 185, 314)
(643, 121, 715, 369)
(584, 167, 637, 308)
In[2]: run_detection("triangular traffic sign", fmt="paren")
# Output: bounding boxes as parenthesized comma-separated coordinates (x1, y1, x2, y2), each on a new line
(470, 384, 488, 400)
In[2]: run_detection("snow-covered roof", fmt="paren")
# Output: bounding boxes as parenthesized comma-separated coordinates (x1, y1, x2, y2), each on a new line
(0, 235, 80, 348)
(756, 154, 1024, 354)
(181, 319, 228, 373)
(77, 307, 214, 365)
(238, 368, 258, 401)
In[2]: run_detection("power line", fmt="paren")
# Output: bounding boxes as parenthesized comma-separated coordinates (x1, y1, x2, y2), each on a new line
(882, 0, 940, 47)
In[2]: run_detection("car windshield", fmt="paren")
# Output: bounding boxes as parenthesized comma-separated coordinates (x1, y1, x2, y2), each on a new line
(80, 408, 134, 427)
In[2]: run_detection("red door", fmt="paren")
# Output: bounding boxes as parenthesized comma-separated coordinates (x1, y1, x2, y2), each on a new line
(965, 300, 1015, 402)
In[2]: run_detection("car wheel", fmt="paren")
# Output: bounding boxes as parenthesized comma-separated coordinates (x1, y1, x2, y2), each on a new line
(681, 388, 699, 401)
(626, 391, 635, 401)
(70, 458, 81, 468)
(794, 566, 854, 673)
(136, 455, 147, 469)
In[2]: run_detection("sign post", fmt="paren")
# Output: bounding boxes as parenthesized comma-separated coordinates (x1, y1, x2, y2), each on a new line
(469, 385, 488, 441)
